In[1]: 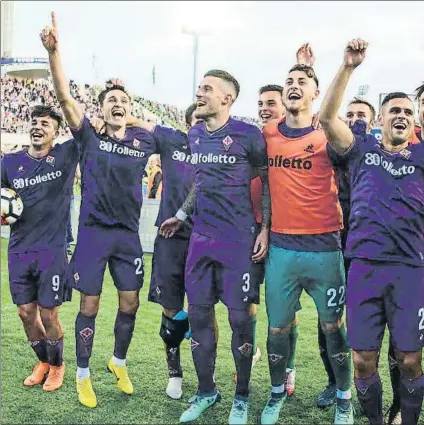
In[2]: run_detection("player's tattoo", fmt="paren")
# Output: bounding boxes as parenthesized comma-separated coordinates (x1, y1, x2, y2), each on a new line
(181, 182, 197, 217)
(256, 167, 271, 229)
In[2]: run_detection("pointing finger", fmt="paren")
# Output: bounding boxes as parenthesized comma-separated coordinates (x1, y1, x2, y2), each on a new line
(51, 12, 57, 30)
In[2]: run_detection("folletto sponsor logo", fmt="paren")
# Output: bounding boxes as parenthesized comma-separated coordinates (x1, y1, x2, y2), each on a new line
(99, 140, 145, 158)
(13, 171, 63, 189)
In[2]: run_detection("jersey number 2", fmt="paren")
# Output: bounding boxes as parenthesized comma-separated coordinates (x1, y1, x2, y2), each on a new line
(419, 308, 424, 331)
(134, 258, 144, 275)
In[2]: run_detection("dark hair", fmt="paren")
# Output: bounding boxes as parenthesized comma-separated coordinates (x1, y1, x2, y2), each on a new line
(185, 103, 197, 127)
(259, 84, 284, 96)
(415, 82, 424, 101)
(31, 105, 63, 128)
(348, 97, 376, 122)
(204, 69, 240, 99)
(381, 92, 411, 107)
(98, 85, 130, 106)
(288, 64, 319, 88)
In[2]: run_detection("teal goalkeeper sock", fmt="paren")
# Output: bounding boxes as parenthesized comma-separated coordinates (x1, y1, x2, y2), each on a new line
(287, 324, 298, 370)
(323, 323, 351, 392)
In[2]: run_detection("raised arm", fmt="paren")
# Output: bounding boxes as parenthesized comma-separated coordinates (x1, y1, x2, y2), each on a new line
(40, 12, 83, 129)
(319, 39, 368, 154)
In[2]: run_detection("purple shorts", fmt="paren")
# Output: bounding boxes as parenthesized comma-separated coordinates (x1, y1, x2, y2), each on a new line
(185, 232, 260, 310)
(69, 225, 144, 296)
(148, 234, 190, 310)
(8, 246, 68, 308)
(347, 259, 424, 352)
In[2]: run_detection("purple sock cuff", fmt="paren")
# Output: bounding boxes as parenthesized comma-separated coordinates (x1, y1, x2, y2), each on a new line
(401, 373, 424, 390)
(46, 337, 63, 346)
(354, 372, 381, 390)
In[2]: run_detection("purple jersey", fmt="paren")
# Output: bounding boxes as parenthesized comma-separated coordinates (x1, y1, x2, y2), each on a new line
(329, 135, 424, 266)
(152, 126, 195, 238)
(70, 116, 156, 232)
(1, 141, 79, 253)
(188, 118, 267, 242)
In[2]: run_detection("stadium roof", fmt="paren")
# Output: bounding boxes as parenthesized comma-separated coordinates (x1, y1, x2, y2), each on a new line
(1, 57, 49, 80)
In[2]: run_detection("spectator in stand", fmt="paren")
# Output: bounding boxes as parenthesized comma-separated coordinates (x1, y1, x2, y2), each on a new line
(147, 154, 163, 199)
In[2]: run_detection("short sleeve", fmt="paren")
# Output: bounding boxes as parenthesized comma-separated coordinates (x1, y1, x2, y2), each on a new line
(60, 138, 81, 166)
(153, 126, 188, 154)
(326, 134, 363, 166)
(68, 115, 96, 154)
(248, 127, 268, 169)
(1, 156, 9, 188)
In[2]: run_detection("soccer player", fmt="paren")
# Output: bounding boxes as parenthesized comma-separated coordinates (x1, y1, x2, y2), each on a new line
(160, 69, 270, 425)
(261, 64, 353, 425)
(343, 97, 406, 425)
(1, 105, 78, 391)
(146, 104, 197, 400)
(320, 38, 424, 425)
(249, 44, 317, 396)
(91, 99, 204, 401)
(41, 13, 157, 408)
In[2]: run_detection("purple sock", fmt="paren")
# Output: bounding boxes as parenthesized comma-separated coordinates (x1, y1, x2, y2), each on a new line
(388, 339, 400, 409)
(46, 338, 64, 367)
(75, 312, 96, 368)
(354, 372, 384, 425)
(29, 339, 48, 363)
(113, 310, 136, 360)
(229, 308, 254, 398)
(188, 304, 217, 396)
(399, 374, 424, 425)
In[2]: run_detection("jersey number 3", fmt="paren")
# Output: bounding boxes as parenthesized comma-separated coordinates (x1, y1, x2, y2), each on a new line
(242, 273, 250, 293)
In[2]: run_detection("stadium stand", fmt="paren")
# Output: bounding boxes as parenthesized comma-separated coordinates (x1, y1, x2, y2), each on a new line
(1, 74, 260, 155)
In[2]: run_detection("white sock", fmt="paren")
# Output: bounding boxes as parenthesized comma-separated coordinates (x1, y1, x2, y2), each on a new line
(77, 367, 90, 379)
(337, 389, 352, 399)
(271, 384, 285, 394)
(112, 355, 126, 367)
(166, 377, 183, 399)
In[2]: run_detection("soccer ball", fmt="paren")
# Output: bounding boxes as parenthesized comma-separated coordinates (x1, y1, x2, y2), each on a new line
(1, 188, 24, 225)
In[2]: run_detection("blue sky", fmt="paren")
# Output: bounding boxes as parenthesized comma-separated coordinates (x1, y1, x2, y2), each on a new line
(10, 1, 424, 117)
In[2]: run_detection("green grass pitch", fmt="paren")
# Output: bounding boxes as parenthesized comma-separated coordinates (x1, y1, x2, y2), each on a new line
(1, 239, 421, 424)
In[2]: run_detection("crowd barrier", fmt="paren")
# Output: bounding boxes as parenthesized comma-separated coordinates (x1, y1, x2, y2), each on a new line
(1, 196, 161, 254)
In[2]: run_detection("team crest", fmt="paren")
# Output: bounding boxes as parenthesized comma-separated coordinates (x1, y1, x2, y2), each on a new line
(46, 156, 55, 167)
(133, 138, 140, 148)
(268, 353, 283, 365)
(332, 352, 349, 365)
(79, 327, 94, 342)
(74, 272, 80, 282)
(238, 343, 253, 357)
(222, 135, 233, 151)
(399, 148, 411, 159)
